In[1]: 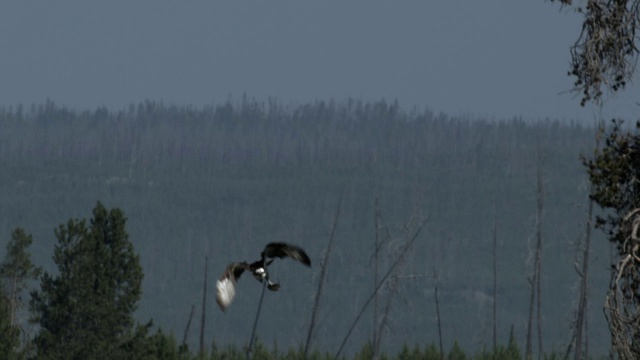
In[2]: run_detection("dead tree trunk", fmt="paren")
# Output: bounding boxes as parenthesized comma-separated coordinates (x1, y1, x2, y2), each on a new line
(183, 304, 195, 346)
(526, 142, 544, 360)
(574, 193, 593, 360)
(373, 229, 411, 358)
(435, 277, 444, 360)
(372, 197, 382, 351)
(374, 272, 399, 357)
(574, 125, 601, 360)
(247, 280, 267, 360)
(492, 208, 498, 353)
(199, 256, 208, 357)
(535, 144, 544, 359)
(333, 216, 428, 360)
(304, 199, 341, 357)
(525, 273, 536, 359)
(9, 272, 17, 326)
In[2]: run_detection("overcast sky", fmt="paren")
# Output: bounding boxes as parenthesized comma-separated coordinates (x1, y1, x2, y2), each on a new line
(1, 1, 637, 121)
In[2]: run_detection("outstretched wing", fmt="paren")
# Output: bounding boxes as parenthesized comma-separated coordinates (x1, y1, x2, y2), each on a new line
(262, 242, 311, 267)
(216, 262, 248, 311)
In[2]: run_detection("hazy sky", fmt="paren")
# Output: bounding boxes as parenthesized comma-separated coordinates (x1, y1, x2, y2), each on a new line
(1, 1, 638, 121)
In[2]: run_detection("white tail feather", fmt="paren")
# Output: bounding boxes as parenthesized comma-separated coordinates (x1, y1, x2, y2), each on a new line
(216, 278, 236, 311)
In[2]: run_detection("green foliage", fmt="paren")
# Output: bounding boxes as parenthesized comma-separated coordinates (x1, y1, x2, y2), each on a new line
(211, 342, 244, 360)
(149, 329, 182, 359)
(29, 202, 145, 359)
(424, 343, 441, 360)
(163, 338, 563, 360)
(251, 338, 272, 360)
(505, 325, 521, 360)
(354, 341, 374, 360)
(280, 345, 331, 360)
(448, 341, 466, 360)
(584, 120, 640, 360)
(542, 351, 561, 360)
(585, 120, 640, 248)
(485, 324, 522, 360)
(474, 347, 492, 360)
(397, 343, 412, 360)
(150, 329, 182, 359)
(0, 228, 42, 326)
(0, 294, 21, 359)
(410, 344, 424, 360)
(551, 1, 637, 105)
(116, 321, 192, 360)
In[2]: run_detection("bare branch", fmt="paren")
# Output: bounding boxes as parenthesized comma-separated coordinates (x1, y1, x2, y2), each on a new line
(182, 304, 195, 346)
(333, 215, 429, 360)
(605, 208, 640, 359)
(561, 0, 640, 105)
(199, 256, 208, 356)
(246, 280, 267, 359)
(304, 198, 341, 357)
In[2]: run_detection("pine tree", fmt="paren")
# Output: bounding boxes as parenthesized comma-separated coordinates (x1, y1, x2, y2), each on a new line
(0, 227, 42, 327)
(29, 202, 144, 359)
(505, 324, 522, 360)
(447, 341, 466, 360)
(424, 343, 441, 360)
(548, 1, 640, 357)
(0, 293, 20, 359)
(584, 121, 640, 358)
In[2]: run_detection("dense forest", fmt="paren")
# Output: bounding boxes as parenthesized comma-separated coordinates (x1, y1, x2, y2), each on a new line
(0, 99, 611, 357)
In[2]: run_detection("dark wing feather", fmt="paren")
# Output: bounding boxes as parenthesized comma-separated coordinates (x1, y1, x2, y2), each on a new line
(262, 242, 311, 266)
(219, 262, 248, 282)
(216, 262, 248, 311)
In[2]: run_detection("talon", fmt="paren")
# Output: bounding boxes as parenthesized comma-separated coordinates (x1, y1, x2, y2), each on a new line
(267, 282, 280, 291)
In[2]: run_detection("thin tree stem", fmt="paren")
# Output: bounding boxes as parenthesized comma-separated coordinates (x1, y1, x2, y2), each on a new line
(247, 279, 267, 360)
(182, 304, 195, 346)
(372, 197, 381, 354)
(199, 256, 208, 356)
(435, 281, 444, 360)
(10, 272, 17, 326)
(304, 198, 341, 357)
(535, 140, 544, 359)
(333, 217, 428, 360)
(575, 123, 599, 360)
(492, 206, 498, 354)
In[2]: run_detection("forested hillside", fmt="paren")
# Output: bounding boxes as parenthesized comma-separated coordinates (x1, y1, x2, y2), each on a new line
(0, 99, 609, 356)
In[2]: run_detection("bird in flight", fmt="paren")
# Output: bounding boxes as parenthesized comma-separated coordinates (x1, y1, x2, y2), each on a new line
(216, 242, 311, 311)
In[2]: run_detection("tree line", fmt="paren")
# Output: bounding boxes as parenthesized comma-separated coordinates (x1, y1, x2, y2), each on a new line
(0, 202, 564, 359)
(0, 98, 612, 356)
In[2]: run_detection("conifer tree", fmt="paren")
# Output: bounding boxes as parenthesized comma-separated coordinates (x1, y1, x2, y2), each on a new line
(0, 294, 20, 359)
(0, 227, 41, 327)
(29, 202, 144, 359)
(548, 1, 640, 357)
(584, 121, 640, 358)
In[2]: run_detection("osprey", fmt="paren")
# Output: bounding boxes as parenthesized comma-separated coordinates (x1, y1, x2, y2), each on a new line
(215, 242, 311, 311)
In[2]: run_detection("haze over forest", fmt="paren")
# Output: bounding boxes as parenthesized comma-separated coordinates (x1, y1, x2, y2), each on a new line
(0, 99, 613, 356)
